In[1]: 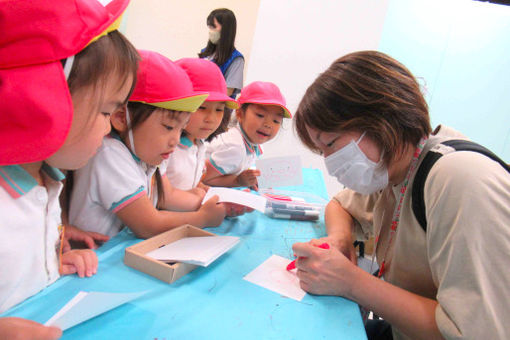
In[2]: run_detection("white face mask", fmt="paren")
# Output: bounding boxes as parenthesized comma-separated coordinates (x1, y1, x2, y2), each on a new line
(324, 133, 388, 195)
(208, 30, 220, 44)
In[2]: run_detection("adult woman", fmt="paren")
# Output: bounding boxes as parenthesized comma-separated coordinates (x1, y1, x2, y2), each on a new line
(198, 8, 244, 99)
(293, 51, 510, 340)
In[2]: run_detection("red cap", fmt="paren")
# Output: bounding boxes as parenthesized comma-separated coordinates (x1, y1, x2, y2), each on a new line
(175, 58, 239, 110)
(238, 81, 292, 118)
(130, 51, 208, 112)
(0, 0, 129, 165)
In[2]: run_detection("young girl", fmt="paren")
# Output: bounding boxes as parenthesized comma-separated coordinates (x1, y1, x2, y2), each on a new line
(203, 81, 292, 190)
(69, 50, 227, 240)
(165, 58, 239, 191)
(198, 8, 244, 98)
(0, 0, 138, 336)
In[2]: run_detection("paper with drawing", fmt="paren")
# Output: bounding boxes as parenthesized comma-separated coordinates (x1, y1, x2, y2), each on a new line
(256, 156, 302, 188)
(243, 255, 306, 301)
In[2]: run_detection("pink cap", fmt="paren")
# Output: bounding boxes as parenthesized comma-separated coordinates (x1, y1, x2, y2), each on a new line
(0, 0, 130, 165)
(238, 81, 292, 118)
(176, 58, 239, 110)
(130, 51, 208, 112)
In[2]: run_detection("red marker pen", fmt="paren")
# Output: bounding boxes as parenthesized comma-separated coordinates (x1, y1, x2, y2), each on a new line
(286, 242, 330, 271)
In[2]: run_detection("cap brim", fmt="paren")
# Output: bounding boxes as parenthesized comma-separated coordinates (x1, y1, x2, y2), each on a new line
(238, 100, 292, 118)
(86, 0, 129, 47)
(205, 92, 239, 109)
(0, 62, 72, 165)
(136, 94, 209, 112)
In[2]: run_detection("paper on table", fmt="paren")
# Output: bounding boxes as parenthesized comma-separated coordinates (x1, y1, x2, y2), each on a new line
(44, 291, 147, 331)
(202, 187, 267, 212)
(256, 156, 303, 189)
(146, 236, 240, 267)
(243, 255, 306, 301)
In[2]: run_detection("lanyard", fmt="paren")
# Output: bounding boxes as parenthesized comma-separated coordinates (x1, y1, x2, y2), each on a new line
(369, 136, 428, 278)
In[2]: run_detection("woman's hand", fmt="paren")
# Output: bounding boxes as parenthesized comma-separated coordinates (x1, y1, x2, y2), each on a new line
(0, 317, 62, 340)
(292, 242, 358, 297)
(309, 236, 357, 265)
(62, 225, 109, 252)
(60, 249, 98, 278)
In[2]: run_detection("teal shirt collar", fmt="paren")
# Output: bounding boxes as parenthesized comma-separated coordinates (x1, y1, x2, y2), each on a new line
(0, 163, 65, 199)
(110, 131, 141, 162)
(237, 125, 262, 156)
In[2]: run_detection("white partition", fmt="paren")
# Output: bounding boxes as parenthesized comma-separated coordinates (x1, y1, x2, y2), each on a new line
(246, 0, 389, 197)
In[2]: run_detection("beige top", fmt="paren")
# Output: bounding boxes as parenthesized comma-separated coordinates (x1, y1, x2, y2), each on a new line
(334, 125, 510, 340)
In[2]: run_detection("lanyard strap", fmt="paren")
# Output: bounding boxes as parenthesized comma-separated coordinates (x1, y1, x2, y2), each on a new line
(370, 136, 428, 278)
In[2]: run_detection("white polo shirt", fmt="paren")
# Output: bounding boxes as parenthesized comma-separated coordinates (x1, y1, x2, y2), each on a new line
(207, 125, 262, 176)
(0, 163, 64, 313)
(166, 135, 207, 190)
(69, 134, 159, 237)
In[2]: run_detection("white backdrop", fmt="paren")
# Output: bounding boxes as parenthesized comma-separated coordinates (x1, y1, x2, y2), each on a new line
(245, 0, 389, 197)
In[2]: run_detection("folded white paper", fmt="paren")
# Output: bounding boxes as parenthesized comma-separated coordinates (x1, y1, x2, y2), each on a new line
(146, 236, 240, 267)
(202, 187, 267, 212)
(243, 255, 307, 301)
(45, 291, 147, 331)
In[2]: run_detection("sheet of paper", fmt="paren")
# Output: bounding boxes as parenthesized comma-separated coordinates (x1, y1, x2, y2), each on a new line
(45, 291, 147, 331)
(243, 255, 306, 301)
(145, 236, 240, 267)
(256, 156, 303, 189)
(202, 187, 267, 212)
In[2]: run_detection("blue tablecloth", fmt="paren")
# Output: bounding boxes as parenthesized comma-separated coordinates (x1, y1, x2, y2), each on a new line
(2, 168, 366, 339)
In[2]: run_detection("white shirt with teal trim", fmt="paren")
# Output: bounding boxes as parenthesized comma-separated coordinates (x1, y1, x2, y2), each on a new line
(166, 135, 207, 190)
(69, 135, 159, 237)
(0, 164, 64, 312)
(207, 125, 262, 176)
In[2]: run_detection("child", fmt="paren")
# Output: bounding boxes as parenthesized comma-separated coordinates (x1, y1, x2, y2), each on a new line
(166, 58, 239, 191)
(203, 81, 292, 190)
(69, 50, 227, 240)
(0, 0, 138, 335)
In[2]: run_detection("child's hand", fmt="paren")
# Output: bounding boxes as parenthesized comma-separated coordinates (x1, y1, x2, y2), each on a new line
(197, 181, 210, 192)
(224, 202, 254, 217)
(0, 317, 62, 340)
(60, 249, 98, 278)
(236, 169, 260, 189)
(189, 187, 206, 201)
(62, 225, 109, 252)
(199, 195, 226, 227)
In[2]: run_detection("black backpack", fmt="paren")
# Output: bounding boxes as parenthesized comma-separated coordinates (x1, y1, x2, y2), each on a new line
(411, 139, 510, 232)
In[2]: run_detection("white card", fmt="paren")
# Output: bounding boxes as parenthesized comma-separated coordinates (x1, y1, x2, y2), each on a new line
(45, 291, 147, 331)
(256, 156, 303, 189)
(202, 187, 267, 212)
(243, 255, 306, 301)
(145, 236, 240, 267)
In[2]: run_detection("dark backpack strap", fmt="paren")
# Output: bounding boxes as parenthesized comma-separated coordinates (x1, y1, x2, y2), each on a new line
(412, 139, 510, 232)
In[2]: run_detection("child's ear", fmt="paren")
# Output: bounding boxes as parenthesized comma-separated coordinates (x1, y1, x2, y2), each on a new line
(111, 105, 128, 132)
(235, 107, 244, 122)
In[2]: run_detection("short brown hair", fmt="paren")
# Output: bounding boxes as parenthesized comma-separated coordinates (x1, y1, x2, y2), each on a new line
(295, 51, 431, 165)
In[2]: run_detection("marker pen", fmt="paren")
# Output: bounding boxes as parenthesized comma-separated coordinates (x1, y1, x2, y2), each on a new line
(271, 208, 320, 218)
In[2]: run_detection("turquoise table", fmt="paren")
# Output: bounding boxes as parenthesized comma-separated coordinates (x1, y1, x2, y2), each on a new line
(2, 168, 366, 340)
